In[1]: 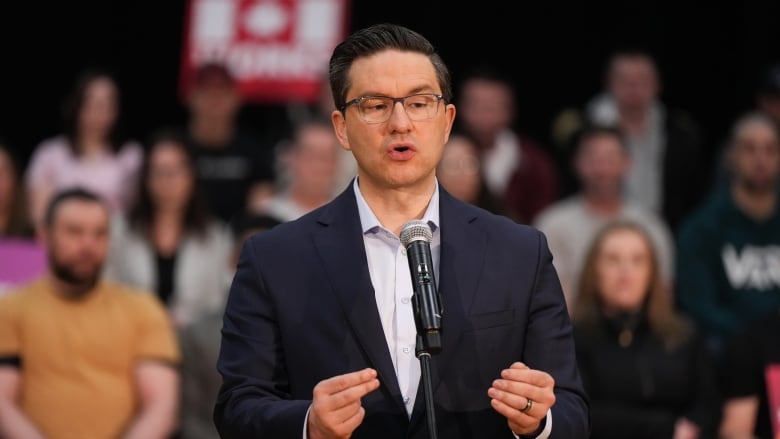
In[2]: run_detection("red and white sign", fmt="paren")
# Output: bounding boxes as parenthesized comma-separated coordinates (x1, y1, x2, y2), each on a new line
(180, 0, 349, 103)
(767, 364, 780, 439)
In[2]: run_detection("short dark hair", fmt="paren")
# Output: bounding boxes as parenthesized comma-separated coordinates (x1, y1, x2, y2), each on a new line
(44, 188, 105, 227)
(573, 123, 628, 155)
(328, 23, 452, 113)
(456, 64, 516, 94)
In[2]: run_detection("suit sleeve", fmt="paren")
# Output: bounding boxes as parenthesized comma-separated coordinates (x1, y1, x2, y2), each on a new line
(213, 236, 310, 438)
(523, 231, 590, 439)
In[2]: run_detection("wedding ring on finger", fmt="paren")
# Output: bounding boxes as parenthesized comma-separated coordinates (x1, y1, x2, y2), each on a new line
(521, 397, 533, 414)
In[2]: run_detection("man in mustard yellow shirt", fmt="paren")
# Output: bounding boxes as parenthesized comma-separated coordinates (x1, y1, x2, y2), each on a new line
(0, 188, 180, 439)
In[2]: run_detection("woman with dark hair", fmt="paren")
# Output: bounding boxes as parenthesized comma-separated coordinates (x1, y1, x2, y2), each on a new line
(0, 142, 33, 238)
(24, 68, 143, 227)
(571, 220, 720, 439)
(104, 128, 232, 328)
(436, 131, 507, 217)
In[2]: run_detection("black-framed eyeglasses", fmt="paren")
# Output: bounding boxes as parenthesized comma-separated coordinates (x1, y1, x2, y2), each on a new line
(340, 93, 445, 124)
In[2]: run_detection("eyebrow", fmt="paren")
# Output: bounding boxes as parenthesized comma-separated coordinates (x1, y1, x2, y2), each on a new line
(355, 85, 438, 98)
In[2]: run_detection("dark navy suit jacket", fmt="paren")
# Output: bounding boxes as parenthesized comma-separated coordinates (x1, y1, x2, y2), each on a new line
(214, 184, 590, 438)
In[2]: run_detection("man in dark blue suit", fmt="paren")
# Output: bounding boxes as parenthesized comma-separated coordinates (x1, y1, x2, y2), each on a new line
(214, 23, 590, 439)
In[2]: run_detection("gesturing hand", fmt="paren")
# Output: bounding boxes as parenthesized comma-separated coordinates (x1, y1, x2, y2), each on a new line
(307, 368, 380, 439)
(487, 362, 556, 436)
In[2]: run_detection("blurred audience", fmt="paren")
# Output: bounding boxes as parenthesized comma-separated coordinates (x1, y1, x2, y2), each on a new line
(177, 211, 280, 439)
(712, 63, 780, 188)
(718, 308, 780, 439)
(534, 124, 674, 309)
(280, 70, 358, 193)
(10, 44, 780, 439)
(551, 49, 707, 231)
(0, 188, 180, 439)
(104, 129, 233, 328)
(455, 65, 559, 224)
(0, 142, 33, 238)
(675, 111, 780, 356)
(755, 63, 780, 129)
(282, 69, 337, 137)
(256, 116, 347, 222)
(572, 220, 720, 439)
(436, 132, 506, 216)
(0, 142, 42, 295)
(24, 68, 143, 229)
(183, 62, 276, 224)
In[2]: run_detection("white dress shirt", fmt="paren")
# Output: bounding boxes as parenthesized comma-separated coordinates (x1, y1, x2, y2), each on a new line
(303, 178, 551, 438)
(354, 178, 441, 416)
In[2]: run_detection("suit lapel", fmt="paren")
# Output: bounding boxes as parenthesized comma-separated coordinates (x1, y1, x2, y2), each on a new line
(312, 187, 405, 408)
(409, 189, 487, 429)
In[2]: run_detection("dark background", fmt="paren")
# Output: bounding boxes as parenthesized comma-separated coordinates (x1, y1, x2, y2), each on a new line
(2, 1, 779, 170)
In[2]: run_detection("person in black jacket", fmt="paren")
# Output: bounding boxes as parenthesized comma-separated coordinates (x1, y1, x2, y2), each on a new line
(571, 220, 720, 439)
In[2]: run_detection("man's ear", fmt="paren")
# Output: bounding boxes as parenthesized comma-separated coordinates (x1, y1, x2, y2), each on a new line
(332, 111, 351, 152)
(443, 104, 456, 142)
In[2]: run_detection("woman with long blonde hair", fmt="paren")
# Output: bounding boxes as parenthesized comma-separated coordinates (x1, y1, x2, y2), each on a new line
(571, 220, 720, 439)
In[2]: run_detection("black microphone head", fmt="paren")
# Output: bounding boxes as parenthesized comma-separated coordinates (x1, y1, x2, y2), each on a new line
(400, 220, 432, 247)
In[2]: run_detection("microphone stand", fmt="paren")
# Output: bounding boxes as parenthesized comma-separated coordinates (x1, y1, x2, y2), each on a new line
(400, 220, 442, 439)
(416, 333, 439, 439)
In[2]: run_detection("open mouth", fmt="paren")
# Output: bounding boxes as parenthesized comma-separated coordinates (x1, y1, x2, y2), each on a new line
(389, 144, 415, 160)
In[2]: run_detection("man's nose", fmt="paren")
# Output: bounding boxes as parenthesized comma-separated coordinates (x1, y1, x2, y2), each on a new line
(387, 101, 413, 128)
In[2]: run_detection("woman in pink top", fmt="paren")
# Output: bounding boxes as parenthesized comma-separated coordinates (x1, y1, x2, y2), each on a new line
(24, 68, 143, 227)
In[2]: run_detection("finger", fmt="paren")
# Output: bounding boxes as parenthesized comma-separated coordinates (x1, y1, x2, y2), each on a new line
(309, 374, 379, 435)
(333, 405, 367, 436)
(509, 362, 530, 370)
(310, 403, 366, 438)
(487, 386, 529, 414)
(489, 396, 537, 432)
(491, 379, 556, 410)
(314, 368, 378, 397)
(313, 378, 379, 411)
(318, 397, 366, 426)
(500, 367, 555, 388)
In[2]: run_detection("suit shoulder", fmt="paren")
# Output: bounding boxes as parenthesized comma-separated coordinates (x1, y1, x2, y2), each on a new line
(471, 206, 544, 242)
(242, 207, 321, 251)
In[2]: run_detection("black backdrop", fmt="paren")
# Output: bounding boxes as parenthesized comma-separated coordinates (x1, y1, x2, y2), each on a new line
(2, 1, 779, 169)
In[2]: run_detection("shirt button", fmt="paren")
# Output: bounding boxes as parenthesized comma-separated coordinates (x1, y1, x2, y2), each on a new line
(401, 248, 407, 256)
(403, 347, 411, 354)
(403, 396, 410, 404)
(401, 297, 410, 304)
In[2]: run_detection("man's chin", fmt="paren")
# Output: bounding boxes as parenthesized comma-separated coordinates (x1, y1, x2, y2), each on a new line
(742, 179, 777, 194)
(63, 273, 100, 289)
(52, 266, 102, 290)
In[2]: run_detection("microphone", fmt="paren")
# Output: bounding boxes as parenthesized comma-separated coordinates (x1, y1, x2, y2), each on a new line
(400, 220, 442, 355)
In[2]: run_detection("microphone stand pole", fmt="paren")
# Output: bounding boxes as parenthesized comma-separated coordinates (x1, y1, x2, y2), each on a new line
(416, 334, 438, 439)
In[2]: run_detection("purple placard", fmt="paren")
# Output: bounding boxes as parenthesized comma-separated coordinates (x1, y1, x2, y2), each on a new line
(0, 238, 47, 294)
